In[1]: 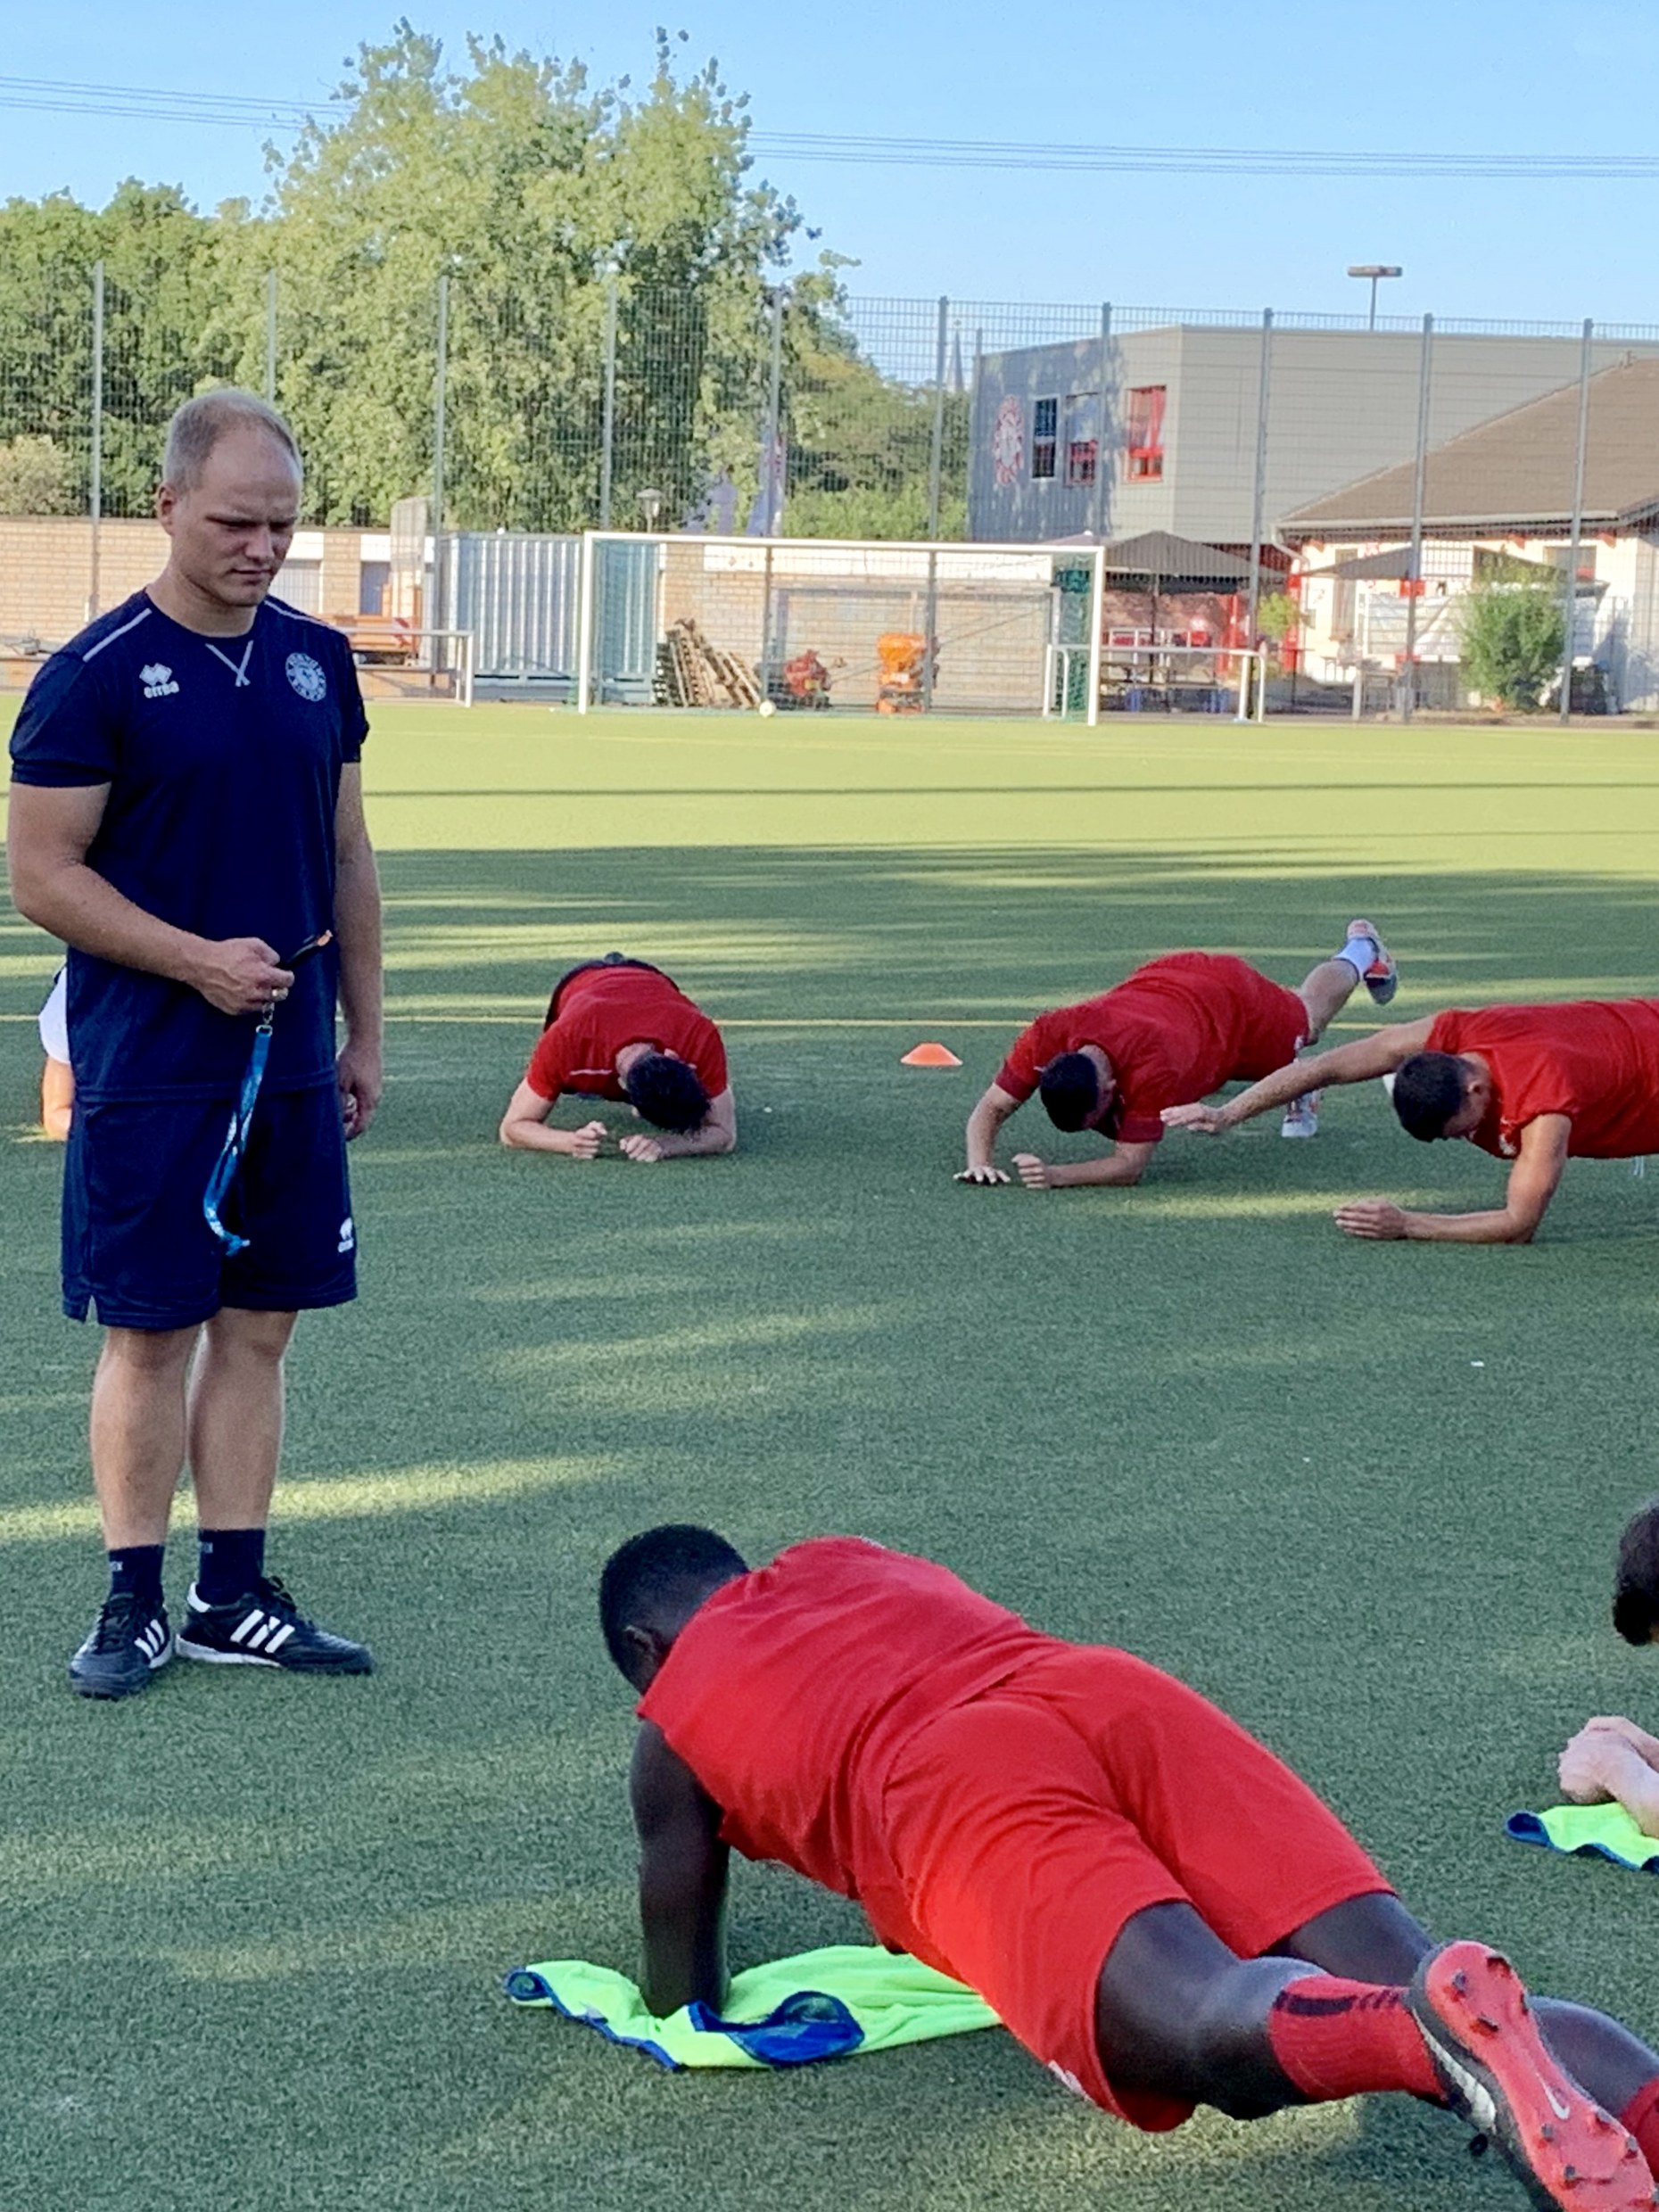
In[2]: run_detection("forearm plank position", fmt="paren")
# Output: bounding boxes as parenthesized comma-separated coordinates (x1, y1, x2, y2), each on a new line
(961, 929, 1395, 1192)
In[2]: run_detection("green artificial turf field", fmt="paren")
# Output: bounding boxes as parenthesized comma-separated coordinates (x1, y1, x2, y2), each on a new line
(4, 703, 1659, 2212)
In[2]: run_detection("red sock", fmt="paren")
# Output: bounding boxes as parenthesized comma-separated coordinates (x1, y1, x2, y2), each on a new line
(1621, 2078, 1659, 2170)
(1267, 1977, 1446, 2104)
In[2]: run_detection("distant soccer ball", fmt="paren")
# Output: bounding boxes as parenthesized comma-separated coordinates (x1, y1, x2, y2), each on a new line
(757, 697, 777, 717)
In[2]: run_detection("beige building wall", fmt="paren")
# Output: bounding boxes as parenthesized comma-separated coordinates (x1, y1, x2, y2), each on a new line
(0, 516, 378, 684)
(0, 518, 168, 653)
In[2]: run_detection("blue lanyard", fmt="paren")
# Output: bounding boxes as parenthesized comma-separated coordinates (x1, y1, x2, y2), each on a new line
(202, 1013, 273, 1257)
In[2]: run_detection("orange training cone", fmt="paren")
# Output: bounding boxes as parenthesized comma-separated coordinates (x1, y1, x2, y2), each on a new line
(900, 1042, 962, 1068)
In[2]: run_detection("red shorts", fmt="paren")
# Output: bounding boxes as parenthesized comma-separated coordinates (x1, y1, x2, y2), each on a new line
(863, 1647, 1389, 2131)
(1218, 959, 1309, 1081)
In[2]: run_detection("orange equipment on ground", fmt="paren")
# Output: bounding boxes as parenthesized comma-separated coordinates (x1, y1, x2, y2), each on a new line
(876, 631, 936, 715)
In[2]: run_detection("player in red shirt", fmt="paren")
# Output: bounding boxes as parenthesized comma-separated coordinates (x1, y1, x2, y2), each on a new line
(959, 924, 1397, 1191)
(601, 1525, 1659, 2210)
(1163, 996, 1659, 1242)
(499, 955, 736, 1164)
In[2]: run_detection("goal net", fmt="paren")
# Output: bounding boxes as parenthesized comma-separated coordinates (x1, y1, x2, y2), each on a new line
(577, 532, 1262, 722)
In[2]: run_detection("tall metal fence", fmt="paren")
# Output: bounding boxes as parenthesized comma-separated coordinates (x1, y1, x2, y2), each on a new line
(6, 270, 1659, 717)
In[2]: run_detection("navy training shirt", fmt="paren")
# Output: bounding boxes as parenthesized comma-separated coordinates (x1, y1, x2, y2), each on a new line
(8, 590, 367, 1103)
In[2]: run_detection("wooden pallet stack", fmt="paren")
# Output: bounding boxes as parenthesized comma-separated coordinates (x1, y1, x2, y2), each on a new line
(656, 617, 762, 709)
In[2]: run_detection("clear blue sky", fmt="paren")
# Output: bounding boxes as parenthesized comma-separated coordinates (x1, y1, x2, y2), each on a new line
(6, 0, 1659, 321)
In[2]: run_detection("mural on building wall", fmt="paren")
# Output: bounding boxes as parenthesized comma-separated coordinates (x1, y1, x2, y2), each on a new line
(991, 397, 1025, 489)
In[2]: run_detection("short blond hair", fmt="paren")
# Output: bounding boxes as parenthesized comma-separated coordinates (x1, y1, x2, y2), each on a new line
(162, 388, 301, 492)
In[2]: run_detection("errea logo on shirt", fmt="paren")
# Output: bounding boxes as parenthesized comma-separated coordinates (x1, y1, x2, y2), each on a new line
(139, 662, 179, 699)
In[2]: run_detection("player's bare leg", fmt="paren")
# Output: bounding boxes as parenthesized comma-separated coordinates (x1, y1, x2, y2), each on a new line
(1283, 1892, 1659, 2124)
(90, 1323, 200, 1546)
(187, 1306, 297, 1528)
(1094, 1900, 1656, 2208)
(175, 1305, 370, 1676)
(1283, 924, 1398, 1137)
(1297, 955, 1363, 1043)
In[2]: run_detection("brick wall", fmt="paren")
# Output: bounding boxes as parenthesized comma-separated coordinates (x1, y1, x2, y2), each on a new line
(0, 517, 376, 680)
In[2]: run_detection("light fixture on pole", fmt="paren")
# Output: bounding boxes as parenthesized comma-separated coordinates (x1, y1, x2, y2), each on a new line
(638, 487, 664, 530)
(1347, 265, 1403, 330)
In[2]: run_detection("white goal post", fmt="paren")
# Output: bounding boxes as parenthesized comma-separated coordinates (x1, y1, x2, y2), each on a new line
(574, 530, 1268, 725)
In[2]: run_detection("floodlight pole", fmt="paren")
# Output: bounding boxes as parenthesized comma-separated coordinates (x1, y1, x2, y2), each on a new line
(1559, 318, 1594, 725)
(1347, 264, 1403, 329)
(264, 269, 278, 405)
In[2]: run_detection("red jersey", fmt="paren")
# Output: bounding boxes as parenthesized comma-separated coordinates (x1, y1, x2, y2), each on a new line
(524, 967, 728, 1105)
(995, 953, 1306, 1144)
(1426, 999, 1659, 1160)
(638, 1539, 1055, 1939)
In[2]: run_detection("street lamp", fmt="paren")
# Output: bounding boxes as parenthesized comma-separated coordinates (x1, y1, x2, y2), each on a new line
(1347, 265, 1403, 330)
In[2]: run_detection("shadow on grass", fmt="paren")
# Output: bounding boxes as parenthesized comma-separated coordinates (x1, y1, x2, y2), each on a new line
(4, 846, 1659, 2209)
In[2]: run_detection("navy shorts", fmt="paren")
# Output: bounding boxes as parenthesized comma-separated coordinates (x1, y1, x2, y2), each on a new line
(62, 1083, 357, 1331)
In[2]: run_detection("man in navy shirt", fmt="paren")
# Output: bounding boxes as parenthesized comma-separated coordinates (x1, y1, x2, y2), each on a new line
(8, 388, 384, 1697)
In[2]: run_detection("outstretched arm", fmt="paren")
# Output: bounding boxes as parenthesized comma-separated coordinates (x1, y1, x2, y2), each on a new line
(620, 1088, 737, 1163)
(1334, 1113, 1570, 1244)
(631, 1721, 730, 2016)
(1162, 1019, 1435, 1135)
(958, 1083, 1021, 1184)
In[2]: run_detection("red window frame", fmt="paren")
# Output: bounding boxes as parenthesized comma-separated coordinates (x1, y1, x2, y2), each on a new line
(1125, 385, 1167, 481)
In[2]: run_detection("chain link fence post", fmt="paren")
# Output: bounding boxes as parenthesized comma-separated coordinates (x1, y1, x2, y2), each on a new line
(598, 276, 618, 529)
(432, 272, 450, 631)
(88, 259, 103, 622)
(925, 295, 949, 542)
(758, 285, 787, 698)
(763, 284, 786, 536)
(922, 294, 949, 710)
(1245, 309, 1272, 674)
(1400, 313, 1434, 724)
(1559, 318, 1594, 725)
(1090, 302, 1113, 545)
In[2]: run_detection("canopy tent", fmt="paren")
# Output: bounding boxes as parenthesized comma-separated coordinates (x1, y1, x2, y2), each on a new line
(1097, 531, 1255, 588)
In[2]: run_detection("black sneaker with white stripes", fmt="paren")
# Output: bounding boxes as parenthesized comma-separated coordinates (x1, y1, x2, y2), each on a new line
(176, 1575, 374, 1674)
(69, 1591, 174, 1699)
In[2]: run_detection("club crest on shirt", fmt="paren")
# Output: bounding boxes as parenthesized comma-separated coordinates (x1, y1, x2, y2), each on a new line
(139, 662, 179, 699)
(285, 651, 327, 703)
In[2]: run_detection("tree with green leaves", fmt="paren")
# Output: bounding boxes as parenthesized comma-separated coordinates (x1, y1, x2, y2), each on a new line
(0, 29, 973, 539)
(0, 182, 228, 516)
(0, 435, 79, 516)
(248, 25, 798, 527)
(782, 310, 968, 541)
(1458, 576, 1567, 712)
